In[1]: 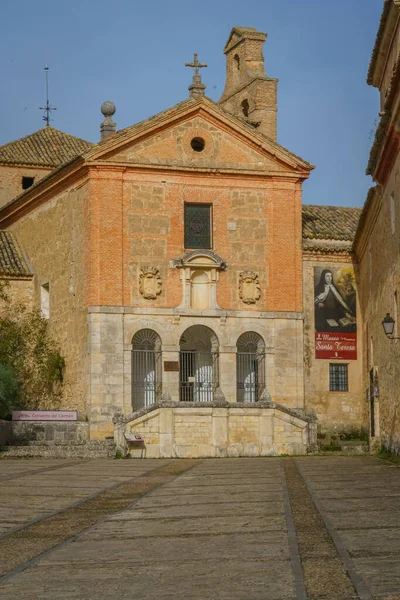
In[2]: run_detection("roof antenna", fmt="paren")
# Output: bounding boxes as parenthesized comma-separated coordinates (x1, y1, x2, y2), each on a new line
(39, 65, 57, 127)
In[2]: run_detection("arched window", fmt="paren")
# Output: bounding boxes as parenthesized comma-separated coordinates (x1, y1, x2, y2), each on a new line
(236, 332, 266, 403)
(179, 325, 219, 402)
(131, 329, 161, 411)
(234, 54, 240, 70)
(241, 99, 249, 118)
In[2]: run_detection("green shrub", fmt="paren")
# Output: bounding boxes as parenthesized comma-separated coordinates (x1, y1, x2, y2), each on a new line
(0, 363, 20, 419)
(0, 281, 65, 410)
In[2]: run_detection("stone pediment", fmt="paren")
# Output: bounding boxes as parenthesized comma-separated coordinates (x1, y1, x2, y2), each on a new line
(172, 250, 227, 270)
(85, 98, 313, 177)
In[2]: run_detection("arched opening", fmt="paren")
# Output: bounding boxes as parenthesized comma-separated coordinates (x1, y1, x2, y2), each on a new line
(236, 332, 266, 403)
(234, 54, 240, 70)
(241, 99, 249, 118)
(131, 329, 162, 411)
(179, 325, 219, 402)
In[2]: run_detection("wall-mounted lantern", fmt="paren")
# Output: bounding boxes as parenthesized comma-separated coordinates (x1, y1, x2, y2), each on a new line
(382, 313, 400, 339)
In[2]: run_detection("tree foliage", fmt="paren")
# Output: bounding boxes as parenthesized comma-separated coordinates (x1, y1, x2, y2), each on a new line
(0, 363, 19, 419)
(0, 281, 65, 418)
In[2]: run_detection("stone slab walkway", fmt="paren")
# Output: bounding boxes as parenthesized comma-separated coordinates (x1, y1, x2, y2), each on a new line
(0, 456, 399, 599)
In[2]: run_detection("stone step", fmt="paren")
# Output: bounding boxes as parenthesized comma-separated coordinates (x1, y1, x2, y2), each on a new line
(0, 440, 116, 459)
(319, 441, 369, 456)
(12, 439, 114, 447)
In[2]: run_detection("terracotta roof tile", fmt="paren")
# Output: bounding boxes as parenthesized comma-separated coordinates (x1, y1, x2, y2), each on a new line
(0, 127, 93, 168)
(302, 204, 362, 242)
(0, 231, 32, 277)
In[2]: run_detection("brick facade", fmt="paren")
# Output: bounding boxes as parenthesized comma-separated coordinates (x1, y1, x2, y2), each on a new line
(0, 27, 367, 448)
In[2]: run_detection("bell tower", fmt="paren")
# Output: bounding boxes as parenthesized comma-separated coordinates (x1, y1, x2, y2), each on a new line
(219, 27, 278, 141)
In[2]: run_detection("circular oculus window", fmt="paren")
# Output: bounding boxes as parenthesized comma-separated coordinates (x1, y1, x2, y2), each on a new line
(190, 137, 205, 152)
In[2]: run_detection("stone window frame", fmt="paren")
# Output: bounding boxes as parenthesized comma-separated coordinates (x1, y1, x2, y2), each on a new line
(40, 283, 50, 319)
(172, 250, 227, 310)
(184, 202, 212, 250)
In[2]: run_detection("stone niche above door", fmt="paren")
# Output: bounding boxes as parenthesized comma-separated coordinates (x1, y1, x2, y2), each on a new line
(172, 250, 227, 310)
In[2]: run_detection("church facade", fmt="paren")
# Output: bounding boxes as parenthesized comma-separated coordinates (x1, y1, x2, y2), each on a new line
(0, 28, 365, 456)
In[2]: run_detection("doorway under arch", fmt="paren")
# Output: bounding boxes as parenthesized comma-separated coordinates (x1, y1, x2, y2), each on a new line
(179, 325, 219, 402)
(131, 329, 162, 411)
(236, 332, 266, 403)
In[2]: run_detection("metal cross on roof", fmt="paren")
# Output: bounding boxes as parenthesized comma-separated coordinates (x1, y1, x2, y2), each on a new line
(185, 54, 207, 75)
(39, 65, 57, 127)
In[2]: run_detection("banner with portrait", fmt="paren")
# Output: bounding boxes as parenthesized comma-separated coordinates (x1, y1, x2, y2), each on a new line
(314, 266, 357, 360)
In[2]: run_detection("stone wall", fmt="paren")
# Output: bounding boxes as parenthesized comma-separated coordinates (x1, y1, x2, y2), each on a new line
(123, 404, 315, 458)
(12, 420, 89, 444)
(8, 181, 90, 414)
(0, 165, 51, 208)
(0, 278, 33, 311)
(219, 79, 278, 141)
(303, 256, 365, 434)
(355, 154, 400, 453)
(88, 308, 305, 439)
(0, 420, 12, 445)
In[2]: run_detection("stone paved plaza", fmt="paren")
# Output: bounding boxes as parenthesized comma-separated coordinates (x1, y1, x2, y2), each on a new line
(0, 456, 399, 599)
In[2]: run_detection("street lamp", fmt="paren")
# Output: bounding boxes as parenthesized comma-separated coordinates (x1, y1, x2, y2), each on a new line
(382, 313, 400, 339)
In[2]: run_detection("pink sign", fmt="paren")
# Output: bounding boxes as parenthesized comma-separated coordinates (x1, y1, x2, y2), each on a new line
(12, 411, 78, 422)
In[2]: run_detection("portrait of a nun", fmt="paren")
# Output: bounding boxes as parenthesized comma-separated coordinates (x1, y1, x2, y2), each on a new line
(314, 269, 354, 332)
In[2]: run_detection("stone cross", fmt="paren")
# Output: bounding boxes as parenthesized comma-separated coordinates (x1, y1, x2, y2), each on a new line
(185, 54, 207, 99)
(185, 53, 208, 75)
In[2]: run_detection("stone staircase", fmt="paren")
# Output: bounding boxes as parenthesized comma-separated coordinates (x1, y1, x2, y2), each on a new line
(0, 439, 116, 459)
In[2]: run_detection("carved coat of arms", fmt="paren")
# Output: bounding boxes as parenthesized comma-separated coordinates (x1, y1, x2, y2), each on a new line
(139, 266, 162, 300)
(239, 271, 261, 304)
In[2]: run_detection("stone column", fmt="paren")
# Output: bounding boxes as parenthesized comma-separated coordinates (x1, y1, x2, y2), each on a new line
(123, 346, 133, 414)
(219, 346, 236, 402)
(162, 348, 180, 402)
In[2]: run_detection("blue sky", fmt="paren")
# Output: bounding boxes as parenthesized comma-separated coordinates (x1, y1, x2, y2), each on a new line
(0, 0, 382, 207)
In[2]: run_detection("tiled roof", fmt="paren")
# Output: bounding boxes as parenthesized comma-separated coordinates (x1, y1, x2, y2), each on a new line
(0, 127, 93, 168)
(302, 204, 362, 241)
(0, 231, 32, 277)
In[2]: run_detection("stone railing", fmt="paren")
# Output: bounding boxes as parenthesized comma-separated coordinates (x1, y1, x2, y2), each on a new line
(113, 389, 318, 458)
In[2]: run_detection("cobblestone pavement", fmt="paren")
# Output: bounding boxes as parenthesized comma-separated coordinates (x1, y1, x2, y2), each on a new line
(0, 456, 399, 599)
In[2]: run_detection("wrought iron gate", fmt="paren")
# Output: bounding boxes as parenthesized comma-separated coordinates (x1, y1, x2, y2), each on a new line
(236, 351, 266, 403)
(131, 349, 161, 411)
(179, 350, 219, 402)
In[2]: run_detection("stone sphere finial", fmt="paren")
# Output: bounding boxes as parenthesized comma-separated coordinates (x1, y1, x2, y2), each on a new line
(101, 101, 116, 117)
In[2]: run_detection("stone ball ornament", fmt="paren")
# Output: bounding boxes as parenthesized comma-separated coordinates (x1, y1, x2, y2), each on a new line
(101, 101, 116, 117)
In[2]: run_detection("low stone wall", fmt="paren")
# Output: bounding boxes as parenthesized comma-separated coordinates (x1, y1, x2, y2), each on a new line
(116, 402, 317, 458)
(0, 420, 12, 445)
(12, 421, 90, 445)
